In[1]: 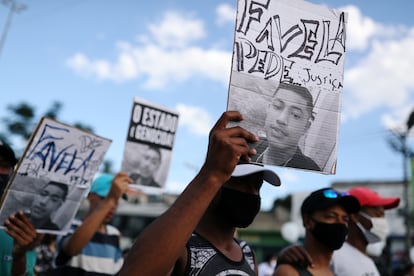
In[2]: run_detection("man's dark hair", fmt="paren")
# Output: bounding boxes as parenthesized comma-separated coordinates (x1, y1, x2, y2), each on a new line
(0, 141, 17, 167)
(275, 83, 314, 118)
(45, 181, 69, 201)
(147, 145, 162, 162)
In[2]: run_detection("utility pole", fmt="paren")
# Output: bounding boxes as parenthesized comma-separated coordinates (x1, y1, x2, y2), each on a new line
(0, 0, 27, 59)
(404, 110, 414, 256)
(387, 109, 414, 259)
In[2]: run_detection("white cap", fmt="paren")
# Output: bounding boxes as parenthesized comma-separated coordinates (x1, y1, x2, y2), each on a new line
(231, 163, 281, 186)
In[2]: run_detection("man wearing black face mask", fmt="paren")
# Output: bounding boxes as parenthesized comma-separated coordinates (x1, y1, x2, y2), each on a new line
(0, 141, 43, 276)
(274, 188, 360, 276)
(119, 111, 281, 276)
(276, 187, 400, 276)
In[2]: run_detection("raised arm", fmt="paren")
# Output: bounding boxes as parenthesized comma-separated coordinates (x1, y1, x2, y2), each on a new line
(276, 245, 313, 270)
(119, 111, 258, 276)
(5, 211, 43, 276)
(59, 172, 131, 256)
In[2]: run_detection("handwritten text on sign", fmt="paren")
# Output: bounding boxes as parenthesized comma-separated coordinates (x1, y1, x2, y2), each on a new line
(234, 0, 346, 92)
(19, 120, 110, 186)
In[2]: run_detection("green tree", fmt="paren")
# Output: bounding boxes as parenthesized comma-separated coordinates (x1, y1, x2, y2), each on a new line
(0, 100, 113, 173)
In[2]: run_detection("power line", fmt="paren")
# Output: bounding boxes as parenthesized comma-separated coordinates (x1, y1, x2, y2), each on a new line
(0, 0, 27, 59)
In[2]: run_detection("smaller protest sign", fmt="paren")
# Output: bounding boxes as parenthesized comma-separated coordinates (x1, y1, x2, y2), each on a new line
(0, 117, 111, 234)
(121, 97, 179, 194)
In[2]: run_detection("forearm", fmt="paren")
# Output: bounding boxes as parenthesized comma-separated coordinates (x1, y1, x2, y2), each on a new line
(62, 198, 117, 256)
(11, 248, 27, 276)
(119, 170, 225, 276)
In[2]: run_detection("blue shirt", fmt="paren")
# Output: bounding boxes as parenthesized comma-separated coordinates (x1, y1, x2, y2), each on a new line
(0, 229, 36, 276)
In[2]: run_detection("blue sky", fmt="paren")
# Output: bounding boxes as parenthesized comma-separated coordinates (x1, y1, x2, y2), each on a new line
(1, 0, 414, 210)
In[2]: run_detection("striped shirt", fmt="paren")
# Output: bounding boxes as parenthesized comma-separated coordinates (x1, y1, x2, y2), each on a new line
(54, 220, 123, 276)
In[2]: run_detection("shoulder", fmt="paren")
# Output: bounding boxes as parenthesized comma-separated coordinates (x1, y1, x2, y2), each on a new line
(289, 148, 321, 171)
(106, 224, 121, 236)
(151, 179, 161, 188)
(274, 264, 300, 276)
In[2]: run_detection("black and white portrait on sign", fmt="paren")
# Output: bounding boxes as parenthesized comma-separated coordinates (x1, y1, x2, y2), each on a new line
(227, 0, 346, 174)
(0, 174, 86, 233)
(121, 97, 179, 194)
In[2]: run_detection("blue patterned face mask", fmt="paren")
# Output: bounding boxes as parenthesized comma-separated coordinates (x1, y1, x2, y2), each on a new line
(216, 187, 261, 228)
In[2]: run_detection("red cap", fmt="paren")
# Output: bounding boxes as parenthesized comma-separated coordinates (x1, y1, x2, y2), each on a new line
(348, 186, 400, 210)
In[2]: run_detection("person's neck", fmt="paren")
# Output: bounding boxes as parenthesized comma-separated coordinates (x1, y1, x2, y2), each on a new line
(347, 224, 369, 254)
(139, 176, 153, 186)
(196, 221, 241, 262)
(304, 238, 334, 269)
(265, 145, 297, 165)
(98, 224, 107, 234)
(196, 212, 236, 241)
(31, 217, 48, 227)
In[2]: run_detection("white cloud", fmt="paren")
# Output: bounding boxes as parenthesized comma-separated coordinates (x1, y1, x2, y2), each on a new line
(147, 11, 206, 49)
(279, 170, 299, 183)
(176, 104, 214, 136)
(343, 27, 414, 120)
(164, 180, 186, 194)
(381, 106, 414, 133)
(342, 5, 407, 51)
(66, 11, 231, 89)
(216, 3, 236, 25)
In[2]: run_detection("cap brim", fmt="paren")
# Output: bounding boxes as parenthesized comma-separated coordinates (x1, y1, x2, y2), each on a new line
(231, 163, 281, 186)
(378, 198, 400, 210)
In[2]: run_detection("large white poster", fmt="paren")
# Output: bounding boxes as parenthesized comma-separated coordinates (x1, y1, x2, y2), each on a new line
(0, 117, 111, 234)
(227, 0, 347, 174)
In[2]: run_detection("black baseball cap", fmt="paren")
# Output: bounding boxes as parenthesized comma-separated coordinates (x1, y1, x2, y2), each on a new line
(0, 141, 17, 166)
(301, 187, 360, 216)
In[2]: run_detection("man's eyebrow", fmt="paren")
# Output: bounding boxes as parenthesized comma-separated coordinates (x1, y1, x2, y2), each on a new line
(290, 106, 305, 114)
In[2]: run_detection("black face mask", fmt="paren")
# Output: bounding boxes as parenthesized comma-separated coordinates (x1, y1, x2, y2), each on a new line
(0, 173, 10, 196)
(216, 187, 261, 228)
(310, 219, 348, 251)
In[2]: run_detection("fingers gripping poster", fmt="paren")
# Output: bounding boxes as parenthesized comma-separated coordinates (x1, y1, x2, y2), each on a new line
(227, 0, 347, 174)
(0, 117, 111, 234)
(121, 97, 179, 195)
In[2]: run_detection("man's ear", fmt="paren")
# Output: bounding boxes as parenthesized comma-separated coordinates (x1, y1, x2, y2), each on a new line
(302, 214, 312, 229)
(358, 212, 373, 229)
(305, 112, 315, 130)
(349, 213, 359, 223)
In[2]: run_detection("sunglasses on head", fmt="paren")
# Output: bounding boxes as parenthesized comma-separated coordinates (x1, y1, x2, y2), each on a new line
(323, 189, 349, 199)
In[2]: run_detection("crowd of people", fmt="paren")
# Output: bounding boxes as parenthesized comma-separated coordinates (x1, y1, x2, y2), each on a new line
(0, 109, 411, 276)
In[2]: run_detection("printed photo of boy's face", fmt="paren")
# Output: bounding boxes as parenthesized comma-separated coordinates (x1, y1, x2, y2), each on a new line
(264, 85, 313, 150)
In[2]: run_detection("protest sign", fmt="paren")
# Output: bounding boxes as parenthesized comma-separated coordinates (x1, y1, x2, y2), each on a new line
(227, 0, 347, 174)
(121, 97, 179, 194)
(0, 117, 111, 234)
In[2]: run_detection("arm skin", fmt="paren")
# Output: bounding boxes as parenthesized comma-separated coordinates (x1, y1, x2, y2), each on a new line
(5, 211, 43, 276)
(277, 245, 313, 269)
(118, 111, 258, 276)
(273, 264, 300, 276)
(61, 172, 131, 256)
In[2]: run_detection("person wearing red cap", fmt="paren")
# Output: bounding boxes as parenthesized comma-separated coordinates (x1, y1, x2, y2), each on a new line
(330, 186, 400, 276)
(277, 186, 400, 276)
